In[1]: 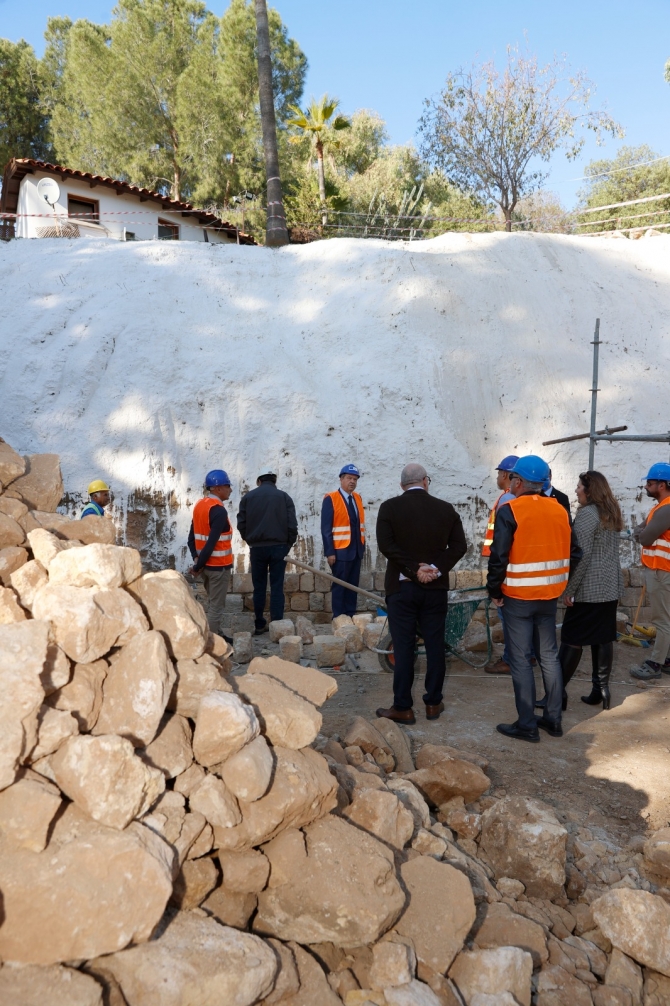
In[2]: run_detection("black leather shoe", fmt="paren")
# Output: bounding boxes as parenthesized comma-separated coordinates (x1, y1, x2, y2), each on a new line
(254, 621, 268, 636)
(496, 721, 540, 743)
(535, 716, 563, 737)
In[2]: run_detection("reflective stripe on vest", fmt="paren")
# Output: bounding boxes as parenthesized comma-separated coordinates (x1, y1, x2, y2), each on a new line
(192, 496, 233, 567)
(501, 494, 571, 600)
(482, 492, 503, 557)
(325, 490, 365, 550)
(641, 497, 670, 571)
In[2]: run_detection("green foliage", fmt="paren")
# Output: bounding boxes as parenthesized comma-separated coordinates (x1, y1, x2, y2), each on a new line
(574, 145, 670, 233)
(0, 37, 51, 167)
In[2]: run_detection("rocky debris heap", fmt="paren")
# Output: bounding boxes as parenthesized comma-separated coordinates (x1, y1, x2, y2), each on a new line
(1, 442, 670, 1005)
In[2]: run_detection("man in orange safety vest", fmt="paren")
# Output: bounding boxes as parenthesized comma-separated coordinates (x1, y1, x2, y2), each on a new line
(630, 463, 670, 680)
(482, 455, 517, 675)
(487, 455, 581, 743)
(187, 469, 234, 642)
(321, 464, 366, 618)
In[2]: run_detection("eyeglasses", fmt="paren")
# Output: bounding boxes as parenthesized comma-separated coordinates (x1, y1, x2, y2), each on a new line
(425, 476, 432, 485)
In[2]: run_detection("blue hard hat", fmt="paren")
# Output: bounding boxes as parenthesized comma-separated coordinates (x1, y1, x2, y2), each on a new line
(644, 463, 670, 482)
(205, 469, 231, 487)
(339, 464, 360, 477)
(496, 455, 519, 472)
(510, 455, 550, 483)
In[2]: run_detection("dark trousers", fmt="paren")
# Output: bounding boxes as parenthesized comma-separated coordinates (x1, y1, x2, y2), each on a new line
(386, 581, 448, 710)
(331, 556, 362, 617)
(502, 596, 563, 729)
(250, 544, 287, 626)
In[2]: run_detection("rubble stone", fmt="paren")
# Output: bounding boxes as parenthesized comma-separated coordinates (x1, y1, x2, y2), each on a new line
(479, 796, 567, 899)
(642, 970, 670, 1006)
(370, 939, 417, 990)
(218, 848, 270, 893)
(141, 713, 193, 778)
(170, 653, 231, 717)
(333, 614, 354, 628)
(535, 964, 595, 1006)
(189, 772, 242, 829)
(279, 634, 303, 662)
(497, 877, 525, 899)
(0, 804, 173, 964)
(218, 734, 274, 802)
(48, 659, 107, 731)
(0, 584, 27, 622)
(193, 690, 260, 767)
(374, 717, 415, 773)
(592, 889, 670, 977)
(93, 630, 175, 746)
(295, 614, 315, 643)
(449, 947, 533, 1006)
(0, 963, 103, 1006)
(387, 778, 431, 834)
(313, 634, 347, 667)
(363, 621, 385, 650)
(0, 511, 26, 547)
(411, 828, 448, 858)
(32, 585, 122, 663)
(10, 453, 63, 511)
(605, 948, 643, 1005)
(10, 558, 48, 609)
(236, 672, 322, 749)
(32, 510, 116, 545)
(126, 569, 208, 659)
(51, 734, 165, 830)
(0, 619, 48, 789)
(41, 639, 73, 694)
(473, 901, 548, 967)
(171, 856, 219, 909)
(0, 438, 27, 484)
(95, 586, 150, 646)
(28, 705, 78, 760)
(234, 631, 253, 663)
(0, 768, 62, 851)
(87, 909, 277, 1006)
(27, 527, 67, 568)
(335, 623, 364, 652)
(282, 941, 343, 1006)
(249, 654, 338, 706)
(383, 979, 450, 1005)
(255, 815, 405, 946)
(344, 788, 415, 849)
(186, 821, 213, 859)
(48, 543, 142, 589)
(260, 938, 300, 1004)
(269, 618, 295, 642)
(202, 886, 258, 929)
(409, 745, 490, 805)
(0, 545, 28, 584)
(643, 828, 670, 879)
(173, 763, 205, 797)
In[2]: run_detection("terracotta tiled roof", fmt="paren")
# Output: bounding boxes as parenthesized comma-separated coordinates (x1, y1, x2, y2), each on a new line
(0, 158, 256, 244)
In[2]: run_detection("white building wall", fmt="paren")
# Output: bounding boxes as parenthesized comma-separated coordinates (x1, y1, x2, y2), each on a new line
(16, 172, 234, 243)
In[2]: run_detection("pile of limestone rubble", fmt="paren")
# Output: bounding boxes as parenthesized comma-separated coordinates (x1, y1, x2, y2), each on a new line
(2, 443, 670, 1005)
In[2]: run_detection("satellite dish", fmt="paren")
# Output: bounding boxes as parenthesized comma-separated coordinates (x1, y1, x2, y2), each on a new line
(37, 177, 61, 208)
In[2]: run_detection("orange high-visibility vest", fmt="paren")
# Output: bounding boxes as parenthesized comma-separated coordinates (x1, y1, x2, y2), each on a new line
(641, 497, 670, 571)
(501, 495, 571, 600)
(482, 492, 505, 557)
(193, 496, 233, 567)
(326, 490, 365, 550)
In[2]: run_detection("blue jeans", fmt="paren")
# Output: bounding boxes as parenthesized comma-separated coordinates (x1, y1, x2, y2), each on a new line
(501, 596, 562, 729)
(250, 544, 287, 626)
(331, 556, 362, 617)
(499, 606, 537, 665)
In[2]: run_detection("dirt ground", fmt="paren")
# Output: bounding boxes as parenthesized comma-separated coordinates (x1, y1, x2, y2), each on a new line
(239, 633, 670, 843)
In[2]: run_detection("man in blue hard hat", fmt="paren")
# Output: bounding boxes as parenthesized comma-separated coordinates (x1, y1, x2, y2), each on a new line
(482, 455, 518, 675)
(487, 455, 581, 742)
(321, 464, 366, 618)
(187, 470, 234, 643)
(630, 463, 670, 680)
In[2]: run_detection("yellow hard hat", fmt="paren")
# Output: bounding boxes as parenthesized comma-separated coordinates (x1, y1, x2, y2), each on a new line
(88, 480, 110, 495)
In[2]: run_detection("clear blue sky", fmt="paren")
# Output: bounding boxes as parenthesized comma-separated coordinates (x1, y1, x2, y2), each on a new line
(3, 0, 669, 208)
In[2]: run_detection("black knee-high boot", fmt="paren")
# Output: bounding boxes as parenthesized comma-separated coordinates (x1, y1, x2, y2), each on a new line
(593, 642, 613, 710)
(583, 647, 603, 704)
(559, 643, 583, 711)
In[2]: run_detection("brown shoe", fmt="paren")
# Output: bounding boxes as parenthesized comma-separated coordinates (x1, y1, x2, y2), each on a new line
(486, 659, 511, 674)
(425, 702, 444, 720)
(376, 706, 416, 724)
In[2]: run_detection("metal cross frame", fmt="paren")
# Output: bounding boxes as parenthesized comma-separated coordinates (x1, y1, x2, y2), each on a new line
(542, 318, 670, 465)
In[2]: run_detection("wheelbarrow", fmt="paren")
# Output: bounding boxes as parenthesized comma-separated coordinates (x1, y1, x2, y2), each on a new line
(283, 557, 493, 670)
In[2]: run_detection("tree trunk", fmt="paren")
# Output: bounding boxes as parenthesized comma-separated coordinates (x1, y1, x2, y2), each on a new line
(504, 210, 512, 232)
(254, 0, 289, 247)
(316, 140, 327, 226)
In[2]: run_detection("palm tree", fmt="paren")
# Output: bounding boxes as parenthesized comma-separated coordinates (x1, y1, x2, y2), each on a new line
(254, 0, 288, 246)
(287, 95, 350, 226)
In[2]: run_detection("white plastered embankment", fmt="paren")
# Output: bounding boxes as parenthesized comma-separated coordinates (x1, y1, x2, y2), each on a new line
(0, 231, 668, 569)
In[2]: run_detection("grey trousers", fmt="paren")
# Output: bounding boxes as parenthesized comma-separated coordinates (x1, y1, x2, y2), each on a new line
(646, 568, 670, 664)
(201, 566, 231, 636)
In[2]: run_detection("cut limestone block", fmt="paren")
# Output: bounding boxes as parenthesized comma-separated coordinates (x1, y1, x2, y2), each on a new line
(334, 624, 364, 653)
(10, 558, 47, 609)
(255, 815, 406, 946)
(352, 612, 374, 631)
(0, 620, 48, 790)
(295, 614, 315, 644)
(332, 614, 354, 629)
(93, 630, 175, 747)
(47, 659, 108, 731)
(126, 569, 208, 659)
(0, 963, 103, 1006)
(234, 631, 254, 663)
(236, 672, 322, 749)
(278, 634, 303, 663)
(248, 654, 337, 706)
(48, 543, 142, 589)
(51, 734, 165, 830)
(0, 545, 28, 585)
(193, 690, 259, 767)
(313, 634, 346, 667)
(140, 712, 193, 778)
(170, 654, 231, 718)
(0, 803, 173, 964)
(269, 619, 295, 643)
(363, 621, 385, 650)
(10, 454, 63, 512)
(0, 438, 26, 485)
(86, 909, 277, 1006)
(0, 768, 62, 852)
(217, 734, 274, 802)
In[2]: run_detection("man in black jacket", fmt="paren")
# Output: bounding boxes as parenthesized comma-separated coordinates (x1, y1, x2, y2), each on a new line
(375, 463, 467, 724)
(237, 470, 298, 634)
(543, 470, 572, 523)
